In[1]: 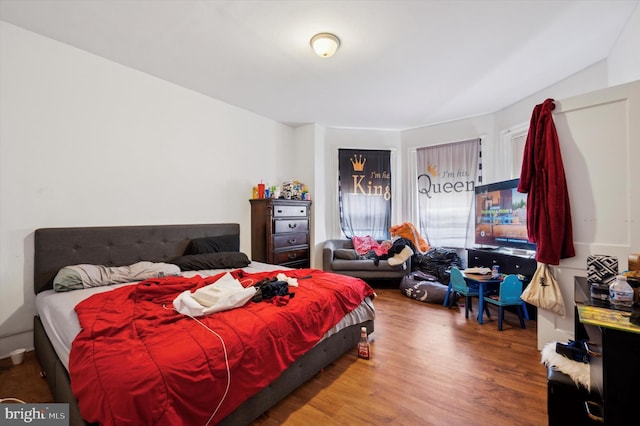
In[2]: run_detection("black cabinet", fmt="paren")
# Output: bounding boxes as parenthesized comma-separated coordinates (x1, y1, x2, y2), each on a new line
(467, 248, 537, 277)
(467, 249, 538, 316)
(547, 367, 599, 426)
(574, 276, 640, 425)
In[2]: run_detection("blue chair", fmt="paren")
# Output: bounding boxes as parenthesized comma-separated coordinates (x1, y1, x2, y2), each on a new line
(483, 275, 527, 331)
(446, 267, 488, 319)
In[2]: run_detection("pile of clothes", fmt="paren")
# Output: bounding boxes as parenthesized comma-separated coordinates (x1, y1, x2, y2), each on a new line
(351, 222, 430, 267)
(351, 235, 415, 266)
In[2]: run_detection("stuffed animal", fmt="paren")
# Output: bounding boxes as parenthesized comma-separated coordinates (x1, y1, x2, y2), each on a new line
(389, 222, 429, 254)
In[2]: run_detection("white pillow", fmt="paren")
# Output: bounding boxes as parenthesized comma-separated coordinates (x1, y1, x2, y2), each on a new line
(53, 261, 180, 292)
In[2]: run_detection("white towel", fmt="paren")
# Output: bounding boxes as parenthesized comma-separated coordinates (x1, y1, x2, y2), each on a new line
(173, 272, 256, 317)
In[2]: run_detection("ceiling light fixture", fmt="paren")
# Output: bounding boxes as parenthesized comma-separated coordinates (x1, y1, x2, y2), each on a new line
(310, 32, 340, 58)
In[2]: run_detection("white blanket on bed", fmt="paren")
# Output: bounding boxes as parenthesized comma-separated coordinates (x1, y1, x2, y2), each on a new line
(173, 272, 256, 316)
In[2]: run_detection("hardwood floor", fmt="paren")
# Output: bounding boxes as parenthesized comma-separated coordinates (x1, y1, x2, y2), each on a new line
(0, 350, 52, 403)
(0, 289, 548, 425)
(253, 289, 548, 425)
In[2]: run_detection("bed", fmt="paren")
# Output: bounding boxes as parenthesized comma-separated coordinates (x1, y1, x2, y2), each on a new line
(33, 223, 375, 425)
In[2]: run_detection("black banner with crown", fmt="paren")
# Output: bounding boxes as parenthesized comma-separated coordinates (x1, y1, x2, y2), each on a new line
(338, 149, 391, 239)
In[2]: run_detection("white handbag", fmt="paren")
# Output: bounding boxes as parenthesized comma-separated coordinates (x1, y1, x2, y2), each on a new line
(520, 262, 566, 316)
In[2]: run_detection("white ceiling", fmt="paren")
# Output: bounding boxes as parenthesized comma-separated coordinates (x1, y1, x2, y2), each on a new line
(1, 0, 637, 130)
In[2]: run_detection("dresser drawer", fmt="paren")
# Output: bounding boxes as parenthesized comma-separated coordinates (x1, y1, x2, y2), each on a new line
(281, 259, 309, 269)
(273, 233, 308, 249)
(274, 219, 308, 234)
(584, 323, 603, 398)
(274, 205, 308, 217)
(274, 248, 309, 265)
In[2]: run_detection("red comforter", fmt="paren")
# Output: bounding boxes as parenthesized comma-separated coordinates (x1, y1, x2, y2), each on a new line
(69, 268, 374, 425)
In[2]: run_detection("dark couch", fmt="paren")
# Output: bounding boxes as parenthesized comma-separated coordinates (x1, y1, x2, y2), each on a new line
(322, 239, 411, 279)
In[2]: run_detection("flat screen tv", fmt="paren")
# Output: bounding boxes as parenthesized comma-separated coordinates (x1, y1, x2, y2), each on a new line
(473, 178, 536, 252)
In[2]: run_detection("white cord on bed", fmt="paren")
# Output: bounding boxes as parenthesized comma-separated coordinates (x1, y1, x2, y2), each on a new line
(163, 305, 231, 426)
(0, 397, 26, 404)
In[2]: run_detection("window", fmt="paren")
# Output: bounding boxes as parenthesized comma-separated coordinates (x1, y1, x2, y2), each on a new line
(415, 139, 481, 248)
(338, 149, 392, 240)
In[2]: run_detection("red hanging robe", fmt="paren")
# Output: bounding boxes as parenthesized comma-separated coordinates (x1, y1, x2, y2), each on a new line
(518, 98, 575, 265)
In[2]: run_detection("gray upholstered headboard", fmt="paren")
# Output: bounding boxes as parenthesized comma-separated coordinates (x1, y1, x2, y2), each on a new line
(33, 223, 240, 294)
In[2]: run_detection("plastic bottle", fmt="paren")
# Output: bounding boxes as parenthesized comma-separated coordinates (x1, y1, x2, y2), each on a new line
(609, 275, 634, 308)
(357, 326, 370, 360)
(491, 265, 500, 279)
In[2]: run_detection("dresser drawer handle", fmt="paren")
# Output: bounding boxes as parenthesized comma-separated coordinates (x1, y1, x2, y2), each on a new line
(584, 342, 602, 357)
(287, 253, 298, 260)
(584, 401, 604, 423)
(288, 238, 297, 245)
(288, 223, 297, 229)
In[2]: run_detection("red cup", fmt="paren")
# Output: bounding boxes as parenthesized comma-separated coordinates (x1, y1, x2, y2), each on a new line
(258, 183, 265, 198)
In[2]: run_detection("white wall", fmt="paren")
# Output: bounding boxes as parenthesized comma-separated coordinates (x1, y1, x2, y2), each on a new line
(494, 61, 610, 138)
(608, 2, 640, 87)
(292, 124, 325, 268)
(0, 22, 294, 356)
(538, 81, 640, 348)
(398, 1, 639, 348)
(489, 4, 640, 347)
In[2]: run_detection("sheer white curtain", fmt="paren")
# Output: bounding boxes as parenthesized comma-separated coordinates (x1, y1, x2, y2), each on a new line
(416, 139, 481, 248)
(338, 149, 392, 240)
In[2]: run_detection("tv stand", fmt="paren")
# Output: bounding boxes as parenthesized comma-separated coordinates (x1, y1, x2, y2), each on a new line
(468, 248, 538, 318)
(503, 248, 535, 257)
(467, 248, 537, 278)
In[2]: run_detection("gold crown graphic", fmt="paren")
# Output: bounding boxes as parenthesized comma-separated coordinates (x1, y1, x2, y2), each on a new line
(350, 154, 366, 172)
(428, 164, 438, 176)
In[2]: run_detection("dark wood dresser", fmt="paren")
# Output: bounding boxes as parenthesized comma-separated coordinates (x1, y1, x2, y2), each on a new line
(250, 199, 311, 268)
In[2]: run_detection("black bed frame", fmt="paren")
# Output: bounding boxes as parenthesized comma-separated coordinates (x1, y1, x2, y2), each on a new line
(33, 223, 372, 426)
